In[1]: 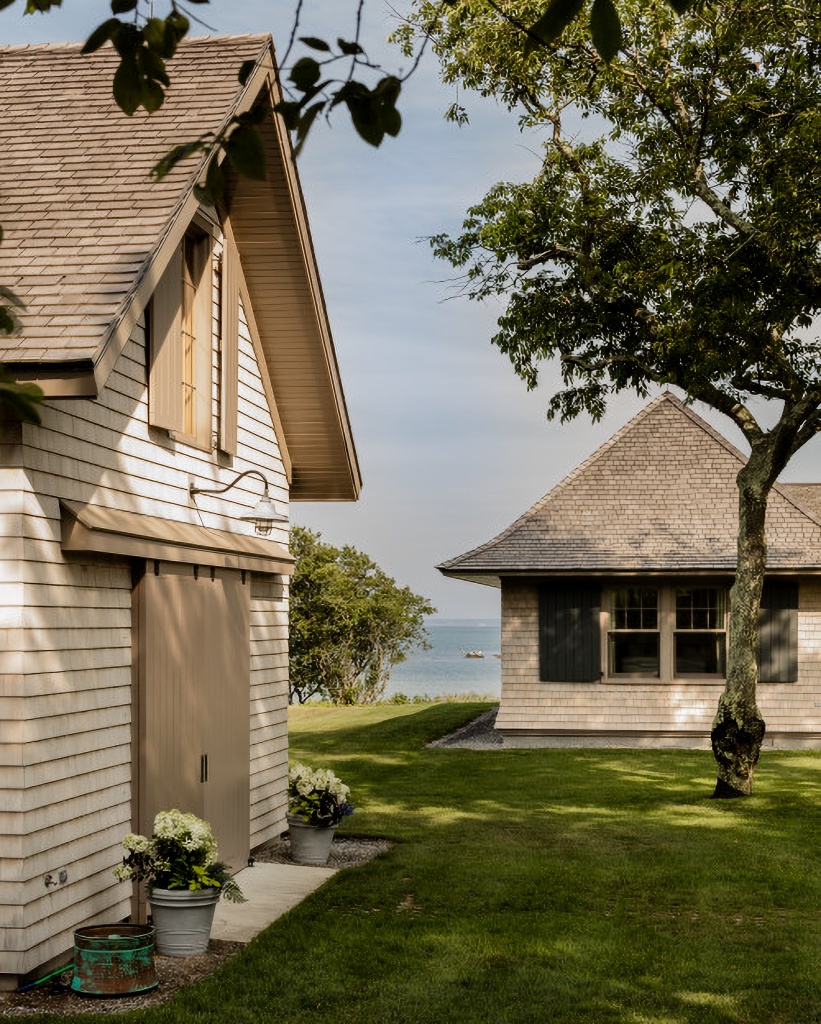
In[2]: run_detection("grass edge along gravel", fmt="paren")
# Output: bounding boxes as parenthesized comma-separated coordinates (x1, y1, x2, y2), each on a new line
(28, 702, 821, 1024)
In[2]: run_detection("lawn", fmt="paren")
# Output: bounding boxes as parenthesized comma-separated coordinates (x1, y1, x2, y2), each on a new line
(40, 703, 821, 1023)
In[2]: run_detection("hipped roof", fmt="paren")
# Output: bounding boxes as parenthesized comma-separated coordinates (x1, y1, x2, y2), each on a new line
(0, 35, 360, 501)
(439, 393, 821, 584)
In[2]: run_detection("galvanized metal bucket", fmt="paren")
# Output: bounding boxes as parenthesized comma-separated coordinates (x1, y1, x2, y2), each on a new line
(148, 887, 220, 956)
(71, 924, 158, 997)
(287, 815, 337, 865)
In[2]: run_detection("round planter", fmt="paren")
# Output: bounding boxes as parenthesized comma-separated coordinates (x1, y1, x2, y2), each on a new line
(287, 814, 337, 866)
(148, 887, 220, 957)
(71, 924, 158, 996)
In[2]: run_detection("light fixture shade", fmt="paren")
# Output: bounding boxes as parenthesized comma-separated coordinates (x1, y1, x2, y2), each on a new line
(241, 495, 286, 536)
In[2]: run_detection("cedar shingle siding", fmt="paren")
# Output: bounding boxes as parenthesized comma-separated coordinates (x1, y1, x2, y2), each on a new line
(441, 394, 821, 749)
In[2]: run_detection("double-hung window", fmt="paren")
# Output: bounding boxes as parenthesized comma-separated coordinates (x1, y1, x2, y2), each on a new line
(674, 588, 726, 675)
(607, 585, 727, 680)
(608, 588, 660, 676)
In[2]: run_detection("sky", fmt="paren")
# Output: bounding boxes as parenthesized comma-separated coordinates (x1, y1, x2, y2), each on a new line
(5, 1, 821, 619)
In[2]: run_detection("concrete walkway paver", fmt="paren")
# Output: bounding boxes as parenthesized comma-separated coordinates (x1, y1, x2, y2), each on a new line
(211, 863, 336, 943)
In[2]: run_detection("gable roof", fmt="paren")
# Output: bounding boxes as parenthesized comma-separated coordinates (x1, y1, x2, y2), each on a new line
(0, 35, 360, 501)
(439, 392, 821, 583)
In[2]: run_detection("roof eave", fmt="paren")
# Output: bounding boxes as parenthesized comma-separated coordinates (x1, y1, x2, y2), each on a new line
(4, 359, 97, 398)
(439, 565, 818, 579)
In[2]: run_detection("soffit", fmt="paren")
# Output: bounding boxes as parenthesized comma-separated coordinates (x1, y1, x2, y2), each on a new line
(225, 113, 361, 502)
(61, 500, 294, 575)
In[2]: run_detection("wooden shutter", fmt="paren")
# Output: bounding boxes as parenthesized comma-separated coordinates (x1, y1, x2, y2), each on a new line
(759, 581, 798, 683)
(539, 584, 601, 682)
(148, 245, 184, 432)
(219, 241, 239, 455)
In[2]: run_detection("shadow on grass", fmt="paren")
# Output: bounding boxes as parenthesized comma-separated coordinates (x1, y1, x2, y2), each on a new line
(127, 704, 821, 1024)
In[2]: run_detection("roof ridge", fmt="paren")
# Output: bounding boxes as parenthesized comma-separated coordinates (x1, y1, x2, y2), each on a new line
(0, 32, 270, 54)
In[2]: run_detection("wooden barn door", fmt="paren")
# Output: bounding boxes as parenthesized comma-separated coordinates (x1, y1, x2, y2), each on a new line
(133, 564, 250, 874)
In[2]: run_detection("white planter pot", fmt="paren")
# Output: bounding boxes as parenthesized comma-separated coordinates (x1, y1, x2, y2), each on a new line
(287, 815, 337, 865)
(148, 887, 220, 957)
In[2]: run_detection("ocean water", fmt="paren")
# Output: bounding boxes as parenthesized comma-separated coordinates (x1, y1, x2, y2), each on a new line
(384, 619, 502, 700)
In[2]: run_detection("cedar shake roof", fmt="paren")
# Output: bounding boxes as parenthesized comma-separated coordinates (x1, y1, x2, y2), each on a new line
(439, 393, 821, 582)
(0, 35, 266, 366)
(0, 36, 360, 501)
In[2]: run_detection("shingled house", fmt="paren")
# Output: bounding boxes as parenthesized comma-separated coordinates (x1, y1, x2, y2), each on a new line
(0, 36, 359, 982)
(439, 393, 821, 749)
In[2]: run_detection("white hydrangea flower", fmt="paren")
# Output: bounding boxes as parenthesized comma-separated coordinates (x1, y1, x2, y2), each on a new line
(122, 833, 150, 853)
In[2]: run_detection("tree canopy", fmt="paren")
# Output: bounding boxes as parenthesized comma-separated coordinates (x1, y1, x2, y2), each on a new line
(289, 526, 435, 704)
(404, 0, 821, 794)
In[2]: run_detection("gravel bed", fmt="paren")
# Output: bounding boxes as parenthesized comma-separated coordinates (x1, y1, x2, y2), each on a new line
(427, 707, 504, 748)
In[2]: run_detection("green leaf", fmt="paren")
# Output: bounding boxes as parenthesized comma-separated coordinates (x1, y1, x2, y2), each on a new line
(373, 75, 401, 102)
(112, 56, 142, 116)
(590, 0, 622, 62)
(275, 100, 302, 131)
(81, 18, 120, 55)
(203, 156, 224, 204)
(526, 0, 586, 53)
(224, 125, 266, 180)
(381, 105, 402, 138)
(346, 96, 384, 147)
(152, 138, 207, 181)
(0, 370, 43, 425)
(665, 0, 695, 11)
(299, 36, 331, 52)
(163, 10, 189, 53)
(289, 57, 321, 92)
(337, 38, 364, 56)
(110, 0, 136, 12)
(238, 59, 256, 86)
(140, 77, 165, 113)
(293, 101, 325, 157)
(143, 17, 171, 55)
(111, 20, 138, 59)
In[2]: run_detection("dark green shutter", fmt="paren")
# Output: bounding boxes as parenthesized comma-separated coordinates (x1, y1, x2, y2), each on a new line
(758, 582, 798, 683)
(539, 584, 601, 682)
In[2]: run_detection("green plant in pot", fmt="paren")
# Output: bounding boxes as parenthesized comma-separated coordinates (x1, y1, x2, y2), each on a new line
(115, 809, 244, 956)
(287, 764, 354, 865)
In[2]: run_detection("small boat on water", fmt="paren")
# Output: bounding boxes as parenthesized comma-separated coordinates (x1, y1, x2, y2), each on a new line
(464, 650, 485, 659)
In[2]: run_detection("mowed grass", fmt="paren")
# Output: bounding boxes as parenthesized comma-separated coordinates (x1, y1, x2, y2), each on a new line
(56, 704, 821, 1023)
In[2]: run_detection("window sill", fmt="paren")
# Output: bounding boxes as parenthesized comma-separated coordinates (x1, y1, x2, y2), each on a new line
(606, 675, 726, 685)
(167, 429, 213, 453)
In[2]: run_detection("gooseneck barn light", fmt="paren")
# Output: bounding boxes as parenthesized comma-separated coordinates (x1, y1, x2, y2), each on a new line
(189, 469, 286, 536)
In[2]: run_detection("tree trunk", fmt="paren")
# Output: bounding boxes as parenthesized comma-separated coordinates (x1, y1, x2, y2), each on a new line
(711, 459, 770, 797)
